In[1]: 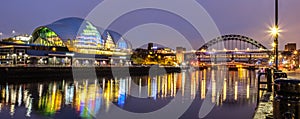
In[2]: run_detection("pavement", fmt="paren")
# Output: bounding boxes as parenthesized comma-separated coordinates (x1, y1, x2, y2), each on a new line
(285, 69, 300, 79)
(253, 69, 300, 119)
(253, 92, 273, 119)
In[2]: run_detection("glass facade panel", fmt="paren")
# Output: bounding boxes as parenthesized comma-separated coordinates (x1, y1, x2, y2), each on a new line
(104, 32, 116, 50)
(33, 28, 64, 46)
(75, 22, 103, 49)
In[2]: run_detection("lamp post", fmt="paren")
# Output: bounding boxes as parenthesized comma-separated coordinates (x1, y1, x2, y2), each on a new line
(12, 30, 16, 37)
(0, 32, 2, 40)
(274, 0, 279, 70)
(24, 54, 28, 65)
(269, 0, 279, 70)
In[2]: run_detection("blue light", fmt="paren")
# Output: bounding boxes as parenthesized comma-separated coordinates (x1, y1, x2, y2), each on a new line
(118, 94, 126, 107)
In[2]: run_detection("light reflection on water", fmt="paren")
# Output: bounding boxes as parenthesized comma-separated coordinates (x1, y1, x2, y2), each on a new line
(0, 69, 258, 119)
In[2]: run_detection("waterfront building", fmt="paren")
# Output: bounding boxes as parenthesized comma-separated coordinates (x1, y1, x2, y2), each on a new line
(2, 34, 32, 44)
(0, 17, 132, 66)
(284, 43, 296, 51)
(278, 43, 299, 70)
(132, 43, 176, 66)
(148, 43, 154, 50)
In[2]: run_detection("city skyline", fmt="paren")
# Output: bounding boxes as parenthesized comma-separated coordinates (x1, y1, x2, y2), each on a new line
(1, 1, 300, 118)
(1, 0, 300, 50)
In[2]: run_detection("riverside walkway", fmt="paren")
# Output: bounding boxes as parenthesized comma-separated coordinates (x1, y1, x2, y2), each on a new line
(253, 69, 300, 119)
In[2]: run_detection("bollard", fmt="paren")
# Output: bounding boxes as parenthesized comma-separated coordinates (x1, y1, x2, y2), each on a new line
(257, 68, 272, 92)
(256, 68, 274, 107)
(266, 68, 272, 92)
(257, 72, 265, 107)
(273, 78, 300, 119)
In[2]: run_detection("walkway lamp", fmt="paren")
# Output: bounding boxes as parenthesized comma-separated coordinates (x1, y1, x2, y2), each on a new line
(269, 26, 280, 69)
(0, 32, 2, 40)
(267, 0, 280, 69)
(274, 0, 279, 70)
(24, 54, 28, 64)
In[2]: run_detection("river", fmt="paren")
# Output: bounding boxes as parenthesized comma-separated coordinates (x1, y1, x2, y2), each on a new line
(0, 68, 259, 119)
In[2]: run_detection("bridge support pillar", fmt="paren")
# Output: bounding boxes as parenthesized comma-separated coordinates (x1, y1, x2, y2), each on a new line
(214, 55, 217, 64)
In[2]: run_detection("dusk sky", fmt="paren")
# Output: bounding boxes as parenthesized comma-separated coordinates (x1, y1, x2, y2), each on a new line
(1, 0, 300, 49)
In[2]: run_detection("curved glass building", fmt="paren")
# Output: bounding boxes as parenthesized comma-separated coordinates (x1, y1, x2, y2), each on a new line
(30, 17, 131, 55)
(9, 17, 133, 66)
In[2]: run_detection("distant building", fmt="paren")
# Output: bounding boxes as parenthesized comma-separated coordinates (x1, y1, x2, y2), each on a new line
(148, 43, 153, 50)
(285, 43, 296, 51)
(14, 34, 32, 43)
(131, 44, 176, 65)
(2, 34, 32, 44)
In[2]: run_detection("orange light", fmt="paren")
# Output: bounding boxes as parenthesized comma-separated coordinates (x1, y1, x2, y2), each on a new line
(52, 47, 56, 52)
(272, 42, 276, 47)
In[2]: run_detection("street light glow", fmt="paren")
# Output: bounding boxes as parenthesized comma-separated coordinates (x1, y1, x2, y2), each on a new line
(294, 50, 298, 55)
(272, 42, 276, 47)
(268, 26, 281, 36)
(271, 27, 278, 35)
(200, 49, 206, 52)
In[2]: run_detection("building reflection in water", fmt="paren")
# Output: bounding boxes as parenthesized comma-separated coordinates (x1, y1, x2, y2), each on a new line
(0, 68, 258, 118)
(223, 78, 227, 101)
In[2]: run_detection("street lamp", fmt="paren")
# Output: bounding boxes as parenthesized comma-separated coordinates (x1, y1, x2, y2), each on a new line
(269, 25, 280, 69)
(24, 54, 28, 64)
(268, 0, 280, 70)
(12, 30, 16, 37)
(271, 42, 276, 51)
(270, 27, 280, 36)
(0, 32, 2, 40)
(274, 0, 279, 70)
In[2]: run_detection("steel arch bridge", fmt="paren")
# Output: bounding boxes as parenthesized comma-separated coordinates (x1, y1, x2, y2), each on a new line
(199, 34, 269, 51)
(186, 34, 273, 65)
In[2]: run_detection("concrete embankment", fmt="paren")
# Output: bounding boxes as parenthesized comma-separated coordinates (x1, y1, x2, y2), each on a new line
(0, 66, 181, 82)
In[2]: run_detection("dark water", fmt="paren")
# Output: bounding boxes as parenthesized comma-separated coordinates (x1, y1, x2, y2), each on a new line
(0, 69, 258, 119)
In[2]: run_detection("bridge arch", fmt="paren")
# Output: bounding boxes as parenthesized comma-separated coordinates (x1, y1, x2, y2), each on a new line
(199, 34, 269, 51)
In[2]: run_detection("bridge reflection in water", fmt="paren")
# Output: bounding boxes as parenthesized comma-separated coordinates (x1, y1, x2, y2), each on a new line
(0, 69, 259, 119)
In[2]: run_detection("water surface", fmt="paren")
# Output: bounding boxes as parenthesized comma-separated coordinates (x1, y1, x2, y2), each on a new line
(0, 69, 258, 119)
